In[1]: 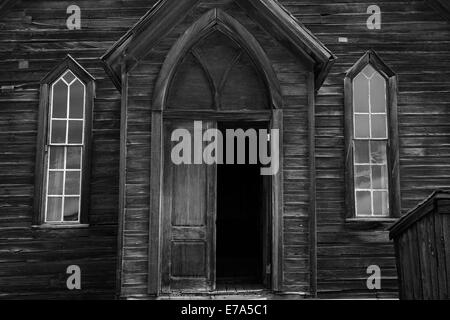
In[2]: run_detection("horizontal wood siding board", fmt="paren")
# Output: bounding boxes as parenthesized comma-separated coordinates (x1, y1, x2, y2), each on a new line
(0, 0, 128, 298)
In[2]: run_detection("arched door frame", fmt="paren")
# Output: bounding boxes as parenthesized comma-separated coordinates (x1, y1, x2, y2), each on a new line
(148, 9, 284, 295)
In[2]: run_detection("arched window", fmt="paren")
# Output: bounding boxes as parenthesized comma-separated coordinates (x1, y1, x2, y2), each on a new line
(345, 51, 400, 219)
(166, 30, 270, 111)
(34, 56, 95, 225)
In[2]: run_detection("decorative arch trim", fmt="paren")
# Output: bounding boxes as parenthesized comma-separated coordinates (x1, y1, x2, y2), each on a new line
(101, 0, 335, 91)
(41, 54, 95, 86)
(153, 9, 282, 111)
(346, 50, 395, 80)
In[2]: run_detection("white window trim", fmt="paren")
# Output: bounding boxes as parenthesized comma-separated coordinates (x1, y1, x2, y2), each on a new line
(44, 70, 86, 224)
(352, 65, 390, 217)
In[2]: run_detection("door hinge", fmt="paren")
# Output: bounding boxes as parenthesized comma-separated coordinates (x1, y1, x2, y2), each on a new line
(266, 264, 271, 274)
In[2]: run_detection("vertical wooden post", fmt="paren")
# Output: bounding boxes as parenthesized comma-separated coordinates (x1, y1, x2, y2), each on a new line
(271, 109, 284, 292)
(33, 83, 49, 224)
(116, 54, 128, 298)
(148, 110, 163, 295)
(308, 71, 318, 297)
(388, 76, 401, 218)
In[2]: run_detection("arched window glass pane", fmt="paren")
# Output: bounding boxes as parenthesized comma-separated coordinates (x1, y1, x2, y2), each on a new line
(45, 70, 85, 223)
(63, 70, 76, 84)
(353, 64, 389, 217)
(69, 79, 84, 119)
(52, 80, 68, 118)
(362, 64, 376, 78)
(353, 73, 369, 113)
(371, 72, 386, 113)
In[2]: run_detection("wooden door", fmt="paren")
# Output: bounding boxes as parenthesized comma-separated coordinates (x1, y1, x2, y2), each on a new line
(161, 120, 216, 293)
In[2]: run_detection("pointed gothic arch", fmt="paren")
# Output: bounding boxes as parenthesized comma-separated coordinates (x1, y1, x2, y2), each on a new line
(101, 0, 335, 91)
(152, 9, 282, 111)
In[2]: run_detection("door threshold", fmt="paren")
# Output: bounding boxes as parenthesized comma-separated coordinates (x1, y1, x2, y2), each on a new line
(162, 288, 268, 296)
(126, 291, 309, 300)
(211, 288, 267, 295)
(155, 290, 309, 300)
(157, 289, 274, 300)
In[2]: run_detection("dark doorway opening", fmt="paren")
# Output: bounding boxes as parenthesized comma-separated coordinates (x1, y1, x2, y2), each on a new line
(216, 122, 271, 289)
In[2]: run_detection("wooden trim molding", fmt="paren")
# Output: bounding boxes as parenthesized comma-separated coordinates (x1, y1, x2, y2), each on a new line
(271, 109, 284, 292)
(148, 106, 284, 295)
(148, 110, 163, 295)
(344, 50, 401, 220)
(235, 0, 336, 89)
(163, 110, 273, 121)
(101, 0, 335, 91)
(33, 83, 49, 225)
(33, 55, 95, 226)
(307, 71, 317, 297)
(40, 55, 95, 85)
(116, 55, 128, 298)
(101, 0, 201, 90)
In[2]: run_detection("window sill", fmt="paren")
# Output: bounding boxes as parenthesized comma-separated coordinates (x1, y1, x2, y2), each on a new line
(346, 218, 398, 223)
(31, 223, 89, 229)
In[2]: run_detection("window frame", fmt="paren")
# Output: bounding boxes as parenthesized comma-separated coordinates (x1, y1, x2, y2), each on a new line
(344, 50, 400, 220)
(33, 55, 95, 226)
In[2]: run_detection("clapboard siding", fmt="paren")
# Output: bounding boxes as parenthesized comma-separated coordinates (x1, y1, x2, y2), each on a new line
(284, 0, 450, 297)
(0, 0, 155, 299)
(1, 0, 450, 299)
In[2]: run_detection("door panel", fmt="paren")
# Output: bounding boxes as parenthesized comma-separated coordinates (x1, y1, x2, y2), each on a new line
(162, 120, 215, 293)
(171, 163, 207, 226)
(171, 242, 206, 277)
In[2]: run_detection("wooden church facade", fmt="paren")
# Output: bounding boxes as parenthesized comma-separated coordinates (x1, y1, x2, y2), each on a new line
(1, 0, 450, 299)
